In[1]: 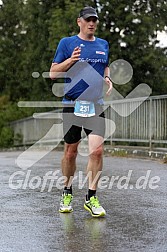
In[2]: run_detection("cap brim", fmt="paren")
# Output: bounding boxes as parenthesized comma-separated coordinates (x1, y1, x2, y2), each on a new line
(82, 14, 99, 19)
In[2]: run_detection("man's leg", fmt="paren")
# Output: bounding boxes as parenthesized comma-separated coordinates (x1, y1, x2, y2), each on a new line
(61, 141, 80, 188)
(62, 107, 82, 190)
(83, 105, 105, 190)
(87, 134, 104, 190)
(60, 106, 82, 213)
(84, 134, 106, 217)
(59, 141, 80, 213)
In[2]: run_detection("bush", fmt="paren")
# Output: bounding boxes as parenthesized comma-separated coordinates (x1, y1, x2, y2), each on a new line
(0, 127, 14, 148)
(0, 95, 36, 148)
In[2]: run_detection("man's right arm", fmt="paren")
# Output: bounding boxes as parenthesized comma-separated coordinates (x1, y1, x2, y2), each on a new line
(49, 46, 81, 79)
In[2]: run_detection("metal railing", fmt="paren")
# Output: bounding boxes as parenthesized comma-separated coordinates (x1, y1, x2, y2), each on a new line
(11, 95, 167, 148)
(105, 95, 167, 147)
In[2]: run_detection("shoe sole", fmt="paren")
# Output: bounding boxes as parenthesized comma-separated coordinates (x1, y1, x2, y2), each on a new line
(59, 208, 73, 213)
(84, 204, 106, 217)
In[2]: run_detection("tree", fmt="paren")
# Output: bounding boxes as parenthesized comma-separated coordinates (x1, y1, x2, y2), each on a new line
(0, 0, 25, 99)
(96, 0, 167, 95)
(0, 0, 59, 101)
(49, 0, 88, 51)
(18, 0, 59, 101)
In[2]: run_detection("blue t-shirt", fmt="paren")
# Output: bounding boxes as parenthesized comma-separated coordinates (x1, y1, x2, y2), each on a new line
(52, 35, 109, 103)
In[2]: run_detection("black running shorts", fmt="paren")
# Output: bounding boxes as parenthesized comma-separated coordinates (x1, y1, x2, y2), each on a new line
(62, 104, 105, 144)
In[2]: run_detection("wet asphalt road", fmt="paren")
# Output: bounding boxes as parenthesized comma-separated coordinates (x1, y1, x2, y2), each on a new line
(0, 150, 167, 252)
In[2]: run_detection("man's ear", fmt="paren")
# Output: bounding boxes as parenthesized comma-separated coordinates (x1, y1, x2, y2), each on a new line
(77, 18, 81, 27)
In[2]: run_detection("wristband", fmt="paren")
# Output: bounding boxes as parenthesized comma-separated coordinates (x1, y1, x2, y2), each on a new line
(105, 76, 112, 82)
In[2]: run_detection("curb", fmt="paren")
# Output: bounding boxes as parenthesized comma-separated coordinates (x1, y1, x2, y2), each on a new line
(104, 146, 167, 162)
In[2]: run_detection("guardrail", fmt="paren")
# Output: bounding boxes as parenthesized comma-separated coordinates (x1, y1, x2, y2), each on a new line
(107, 95, 167, 147)
(10, 95, 167, 148)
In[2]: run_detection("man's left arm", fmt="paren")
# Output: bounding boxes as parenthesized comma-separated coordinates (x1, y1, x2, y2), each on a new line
(104, 66, 113, 96)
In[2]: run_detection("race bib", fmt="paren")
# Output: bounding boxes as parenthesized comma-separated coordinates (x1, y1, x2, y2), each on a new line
(74, 100, 95, 117)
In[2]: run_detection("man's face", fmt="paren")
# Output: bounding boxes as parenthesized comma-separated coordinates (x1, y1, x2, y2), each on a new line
(77, 17, 98, 36)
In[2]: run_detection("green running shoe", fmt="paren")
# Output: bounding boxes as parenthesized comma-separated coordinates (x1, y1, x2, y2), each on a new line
(84, 195, 106, 217)
(59, 193, 73, 213)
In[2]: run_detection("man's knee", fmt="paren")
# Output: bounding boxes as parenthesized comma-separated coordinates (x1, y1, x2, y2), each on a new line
(64, 144, 78, 161)
(90, 145, 103, 160)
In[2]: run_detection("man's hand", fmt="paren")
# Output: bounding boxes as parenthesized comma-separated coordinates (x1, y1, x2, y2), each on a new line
(49, 47, 81, 79)
(70, 46, 81, 62)
(105, 76, 113, 96)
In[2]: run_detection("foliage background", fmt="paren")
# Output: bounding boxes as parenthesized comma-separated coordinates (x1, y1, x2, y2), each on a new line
(0, 0, 167, 147)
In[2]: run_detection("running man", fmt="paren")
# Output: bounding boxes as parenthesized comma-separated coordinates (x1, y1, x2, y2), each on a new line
(50, 6, 112, 217)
